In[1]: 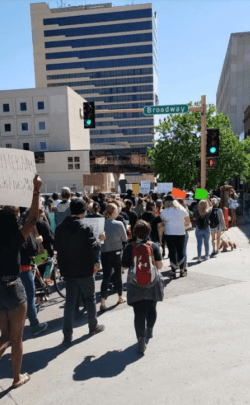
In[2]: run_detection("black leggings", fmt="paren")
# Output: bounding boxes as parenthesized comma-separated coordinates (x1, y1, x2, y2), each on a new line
(164, 234, 185, 271)
(101, 250, 123, 299)
(132, 299, 157, 339)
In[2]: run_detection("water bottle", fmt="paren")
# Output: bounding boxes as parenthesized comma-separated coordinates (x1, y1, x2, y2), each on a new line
(44, 259, 53, 280)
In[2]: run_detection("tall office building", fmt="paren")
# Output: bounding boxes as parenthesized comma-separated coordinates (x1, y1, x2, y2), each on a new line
(217, 32, 250, 137)
(30, 2, 158, 173)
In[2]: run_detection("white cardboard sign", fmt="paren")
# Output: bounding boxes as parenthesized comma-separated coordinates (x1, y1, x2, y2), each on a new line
(82, 217, 105, 240)
(157, 182, 173, 194)
(0, 148, 36, 207)
(140, 186, 150, 194)
(140, 180, 150, 192)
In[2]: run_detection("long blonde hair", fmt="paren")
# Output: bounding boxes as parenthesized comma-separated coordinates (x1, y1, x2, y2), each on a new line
(198, 200, 209, 216)
(165, 200, 186, 212)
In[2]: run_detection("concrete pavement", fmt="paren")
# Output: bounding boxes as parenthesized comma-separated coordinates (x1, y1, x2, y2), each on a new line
(1, 222, 250, 405)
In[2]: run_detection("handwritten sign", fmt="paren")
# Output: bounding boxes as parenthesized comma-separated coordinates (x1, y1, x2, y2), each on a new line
(82, 217, 105, 240)
(195, 188, 208, 200)
(132, 184, 140, 195)
(0, 148, 36, 207)
(140, 186, 150, 194)
(140, 181, 151, 193)
(157, 183, 173, 194)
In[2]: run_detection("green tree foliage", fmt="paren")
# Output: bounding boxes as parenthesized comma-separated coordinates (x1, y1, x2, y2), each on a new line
(147, 103, 250, 190)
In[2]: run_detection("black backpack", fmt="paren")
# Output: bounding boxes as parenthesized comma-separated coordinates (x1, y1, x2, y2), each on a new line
(197, 214, 210, 229)
(209, 208, 219, 229)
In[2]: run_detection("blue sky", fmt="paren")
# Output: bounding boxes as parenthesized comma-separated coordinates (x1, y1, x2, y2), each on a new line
(0, 0, 250, 107)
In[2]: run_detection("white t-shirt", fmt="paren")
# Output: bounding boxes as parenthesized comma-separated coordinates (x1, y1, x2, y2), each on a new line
(53, 200, 62, 207)
(160, 207, 187, 235)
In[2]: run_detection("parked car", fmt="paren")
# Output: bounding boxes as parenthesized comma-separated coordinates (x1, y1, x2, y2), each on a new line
(185, 192, 197, 211)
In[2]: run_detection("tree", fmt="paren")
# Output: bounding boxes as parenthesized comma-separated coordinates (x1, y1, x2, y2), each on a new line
(146, 103, 250, 190)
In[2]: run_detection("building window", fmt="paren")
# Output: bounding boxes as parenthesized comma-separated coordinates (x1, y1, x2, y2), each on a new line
(75, 164, 80, 169)
(3, 104, 10, 112)
(74, 157, 80, 162)
(39, 121, 46, 130)
(38, 101, 44, 110)
(23, 143, 29, 150)
(35, 152, 45, 164)
(40, 141, 47, 151)
(20, 102, 27, 111)
(4, 123, 11, 132)
(22, 123, 28, 131)
(68, 164, 73, 170)
(6, 144, 12, 148)
(68, 157, 73, 162)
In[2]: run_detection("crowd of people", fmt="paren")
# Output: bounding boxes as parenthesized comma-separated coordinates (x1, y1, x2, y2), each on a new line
(0, 176, 238, 388)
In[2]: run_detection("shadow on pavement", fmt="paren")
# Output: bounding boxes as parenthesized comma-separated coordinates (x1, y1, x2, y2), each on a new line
(73, 343, 141, 381)
(0, 385, 14, 401)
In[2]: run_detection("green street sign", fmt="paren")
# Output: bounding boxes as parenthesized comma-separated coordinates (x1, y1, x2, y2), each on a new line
(143, 104, 189, 116)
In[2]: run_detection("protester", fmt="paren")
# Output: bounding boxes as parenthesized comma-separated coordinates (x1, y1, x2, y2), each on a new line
(140, 201, 157, 224)
(176, 198, 191, 273)
(100, 204, 127, 311)
(86, 202, 103, 218)
(133, 197, 145, 217)
(126, 189, 135, 206)
(210, 198, 226, 255)
(229, 189, 239, 227)
(55, 187, 71, 227)
(194, 198, 213, 262)
(98, 193, 107, 215)
(52, 192, 61, 207)
(160, 195, 188, 279)
(155, 199, 163, 216)
(55, 198, 106, 345)
(0, 174, 42, 389)
(122, 220, 164, 354)
(122, 199, 138, 232)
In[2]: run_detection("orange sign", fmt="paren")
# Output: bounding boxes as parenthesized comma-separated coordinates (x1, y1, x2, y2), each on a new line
(171, 188, 187, 200)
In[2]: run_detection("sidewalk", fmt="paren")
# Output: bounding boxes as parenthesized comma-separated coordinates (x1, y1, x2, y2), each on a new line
(1, 223, 250, 405)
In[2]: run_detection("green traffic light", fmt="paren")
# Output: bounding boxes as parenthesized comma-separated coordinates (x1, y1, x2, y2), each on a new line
(210, 147, 216, 153)
(86, 119, 92, 125)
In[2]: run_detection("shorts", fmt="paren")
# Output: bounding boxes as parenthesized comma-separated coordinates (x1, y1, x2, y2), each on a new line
(0, 277, 27, 311)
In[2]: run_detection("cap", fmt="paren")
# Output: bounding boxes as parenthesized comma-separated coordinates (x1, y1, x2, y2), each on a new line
(70, 199, 87, 215)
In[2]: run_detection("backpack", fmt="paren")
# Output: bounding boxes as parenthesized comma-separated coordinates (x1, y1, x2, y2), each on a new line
(210, 208, 219, 229)
(197, 214, 209, 229)
(131, 242, 156, 286)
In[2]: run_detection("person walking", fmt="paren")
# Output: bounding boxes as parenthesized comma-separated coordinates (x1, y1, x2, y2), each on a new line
(0, 174, 42, 389)
(55, 199, 105, 345)
(133, 197, 145, 217)
(122, 220, 164, 354)
(229, 189, 239, 227)
(176, 197, 191, 273)
(122, 199, 138, 232)
(194, 198, 213, 263)
(55, 187, 71, 227)
(100, 203, 127, 311)
(210, 198, 226, 255)
(160, 195, 188, 279)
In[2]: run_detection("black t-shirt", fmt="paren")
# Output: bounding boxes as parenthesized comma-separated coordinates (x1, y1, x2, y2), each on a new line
(150, 215, 163, 243)
(122, 241, 162, 268)
(122, 208, 138, 231)
(140, 211, 157, 224)
(36, 219, 54, 257)
(85, 212, 104, 218)
(0, 229, 24, 279)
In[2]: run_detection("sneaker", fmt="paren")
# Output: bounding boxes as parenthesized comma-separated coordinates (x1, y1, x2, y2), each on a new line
(138, 337, 147, 354)
(90, 324, 105, 336)
(146, 328, 153, 339)
(32, 322, 48, 336)
(205, 256, 210, 260)
(197, 257, 202, 263)
(170, 271, 176, 280)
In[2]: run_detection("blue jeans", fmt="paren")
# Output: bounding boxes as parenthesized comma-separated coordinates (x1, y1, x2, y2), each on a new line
(63, 276, 98, 341)
(183, 232, 189, 263)
(195, 227, 211, 257)
(20, 270, 39, 327)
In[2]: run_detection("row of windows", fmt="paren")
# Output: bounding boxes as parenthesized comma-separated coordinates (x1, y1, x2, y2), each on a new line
(90, 127, 154, 136)
(4, 142, 48, 151)
(45, 33, 152, 49)
(3, 121, 46, 132)
(47, 67, 153, 80)
(90, 136, 153, 144)
(2, 101, 44, 113)
(44, 9, 152, 26)
(76, 93, 154, 103)
(95, 119, 154, 127)
(96, 112, 145, 119)
(45, 45, 152, 60)
(75, 85, 154, 96)
(91, 147, 147, 156)
(44, 21, 152, 38)
(46, 56, 153, 71)
(95, 101, 153, 111)
(47, 76, 153, 88)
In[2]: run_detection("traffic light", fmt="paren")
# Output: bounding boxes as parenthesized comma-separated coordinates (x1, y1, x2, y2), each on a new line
(83, 102, 95, 128)
(206, 157, 218, 169)
(206, 129, 219, 157)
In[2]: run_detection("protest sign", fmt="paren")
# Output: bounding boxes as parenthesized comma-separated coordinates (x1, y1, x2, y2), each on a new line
(126, 184, 132, 191)
(140, 186, 150, 194)
(195, 188, 208, 200)
(82, 217, 105, 240)
(132, 184, 140, 194)
(171, 188, 187, 200)
(157, 183, 173, 194)
(140, 180, 150, 193)
(0, 148, 36, 207)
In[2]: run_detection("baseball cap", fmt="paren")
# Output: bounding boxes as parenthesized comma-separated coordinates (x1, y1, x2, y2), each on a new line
(70, 199, 87, 215)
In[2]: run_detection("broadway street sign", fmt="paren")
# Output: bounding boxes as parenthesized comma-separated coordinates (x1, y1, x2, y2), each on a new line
(143, 104, 189, 116)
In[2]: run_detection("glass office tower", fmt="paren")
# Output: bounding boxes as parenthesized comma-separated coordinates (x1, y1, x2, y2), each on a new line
(31, 3, 158, 173)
